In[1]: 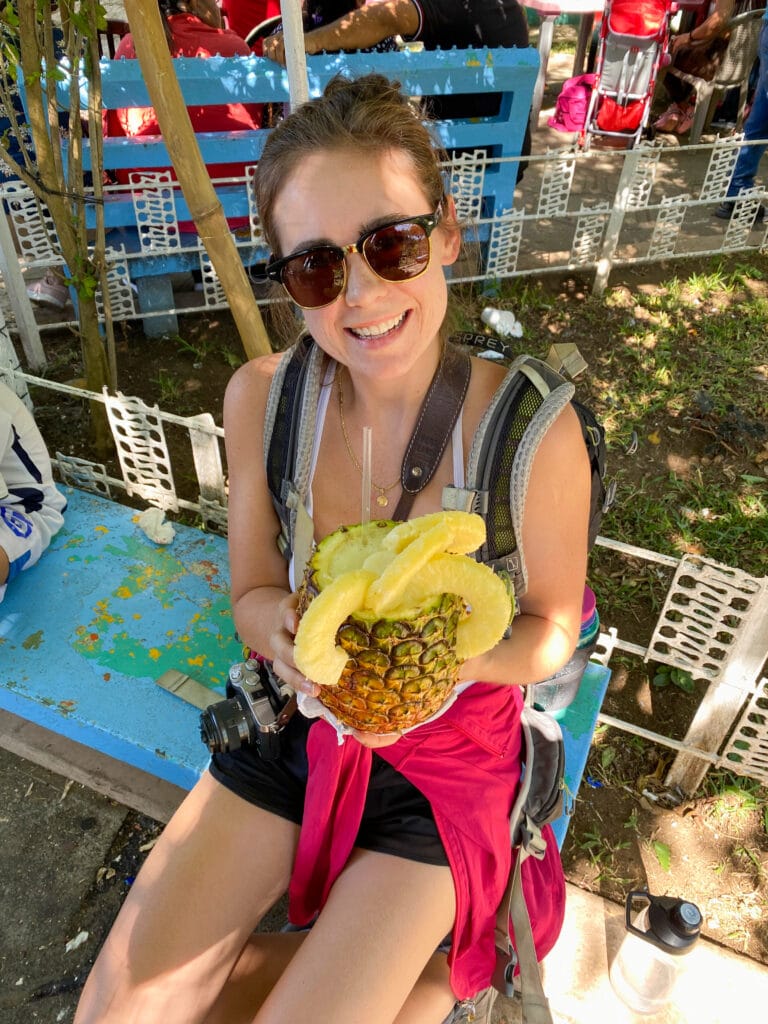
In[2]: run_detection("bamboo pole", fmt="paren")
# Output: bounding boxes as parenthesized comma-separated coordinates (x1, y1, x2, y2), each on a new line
(123, 0, 271, 359)
(280, 0, 310, 110)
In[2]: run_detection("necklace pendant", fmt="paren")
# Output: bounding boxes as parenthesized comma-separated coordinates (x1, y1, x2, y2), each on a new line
(376, 493, 389, 508)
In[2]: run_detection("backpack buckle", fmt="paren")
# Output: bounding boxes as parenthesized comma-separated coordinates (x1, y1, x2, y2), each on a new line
(442, 485, 488, 515)
(491, 943, 518, 998)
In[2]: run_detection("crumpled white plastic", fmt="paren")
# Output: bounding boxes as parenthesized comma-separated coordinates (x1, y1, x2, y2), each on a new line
(65, 930, 89, 953)
(296, 692, 352, 744)
(135, 507, 176, 545)
(480, 306, 524, 339)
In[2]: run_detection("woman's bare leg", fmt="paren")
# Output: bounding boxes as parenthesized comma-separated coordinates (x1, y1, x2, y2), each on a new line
(205, 934, 455, 1024)
(205, 847, 457, 1024)
(74, 772, 299, 1024)
(393, 951, 456, 1024)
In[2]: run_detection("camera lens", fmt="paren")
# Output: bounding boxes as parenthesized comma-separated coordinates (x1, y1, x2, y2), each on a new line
(199, 695, 253, 753)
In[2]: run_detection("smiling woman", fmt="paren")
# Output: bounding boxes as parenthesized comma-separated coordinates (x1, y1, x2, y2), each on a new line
(74, 74, 591, 1024)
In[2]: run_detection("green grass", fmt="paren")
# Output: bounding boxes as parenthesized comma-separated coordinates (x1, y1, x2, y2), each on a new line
(478, 256, 768, 580)
(576, 826, 632, 885)
(152, 369, 183, 405)
(701, 771, 768, 819)
(603, 472, 767, 572)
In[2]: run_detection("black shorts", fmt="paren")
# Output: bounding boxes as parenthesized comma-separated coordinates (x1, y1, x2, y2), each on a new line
(210, 712, 448, 866)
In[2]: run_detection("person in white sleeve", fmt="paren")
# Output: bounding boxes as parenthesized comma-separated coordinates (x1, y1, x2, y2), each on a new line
(0, 382, 67, 603)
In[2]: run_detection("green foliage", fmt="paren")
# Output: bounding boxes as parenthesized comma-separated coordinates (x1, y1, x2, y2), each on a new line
(68, 253, 100, 300)
(624, 808, 639, 830)
(577, 826, 631, 884)
(601, 745, 617, 769)
(153, 370, 183, 404)
(651, 664, 696, 694)
(651, 839, 672, 872)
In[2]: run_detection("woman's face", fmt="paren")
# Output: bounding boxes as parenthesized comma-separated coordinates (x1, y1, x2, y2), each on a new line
(271, 147, 460, 385)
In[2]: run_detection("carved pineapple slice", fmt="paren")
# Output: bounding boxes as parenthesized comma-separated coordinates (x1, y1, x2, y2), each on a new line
(294, 569, 376, 687)
(367, 512, 487, 614)
(395, 553, 512, 660)
(382, 511, 487, 554)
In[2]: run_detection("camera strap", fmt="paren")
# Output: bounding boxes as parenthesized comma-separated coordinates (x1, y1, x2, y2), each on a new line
(392, 344, 472, 521)
(156, 669, 218, 710)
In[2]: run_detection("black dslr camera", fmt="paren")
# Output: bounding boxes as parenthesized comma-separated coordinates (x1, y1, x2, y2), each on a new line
(199, 659, 292, 759)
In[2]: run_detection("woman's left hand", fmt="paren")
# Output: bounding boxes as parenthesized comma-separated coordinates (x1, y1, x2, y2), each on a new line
(270, 593, 321, 698)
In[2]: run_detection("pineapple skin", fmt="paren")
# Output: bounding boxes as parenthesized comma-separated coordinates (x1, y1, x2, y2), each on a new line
(298, 568, 464, 733)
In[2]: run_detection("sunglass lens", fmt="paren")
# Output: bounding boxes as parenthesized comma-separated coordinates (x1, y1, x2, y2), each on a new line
(282, 248, 345, 308)
(365, 222, 430, 282)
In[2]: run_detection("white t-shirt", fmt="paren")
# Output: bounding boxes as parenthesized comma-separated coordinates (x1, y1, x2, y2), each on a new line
(0, 383, 67, 602)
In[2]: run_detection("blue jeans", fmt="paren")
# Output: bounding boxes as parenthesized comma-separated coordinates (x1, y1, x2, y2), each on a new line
(727, 21, 768, 198)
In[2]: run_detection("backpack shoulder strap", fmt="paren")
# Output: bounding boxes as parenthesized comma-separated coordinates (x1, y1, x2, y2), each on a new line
(443, 355, 574, 600)
(264, 335, 327, 570)
(492, 703, 564, 1021)
(391, 344, 471, 521)
(571, 397, 611, 548)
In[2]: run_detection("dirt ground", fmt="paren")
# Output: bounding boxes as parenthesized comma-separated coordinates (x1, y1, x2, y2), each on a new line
(24, 251, 768, 973)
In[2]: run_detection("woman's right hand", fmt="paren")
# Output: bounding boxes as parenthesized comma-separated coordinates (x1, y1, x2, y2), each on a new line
(270, 592, 321, 698)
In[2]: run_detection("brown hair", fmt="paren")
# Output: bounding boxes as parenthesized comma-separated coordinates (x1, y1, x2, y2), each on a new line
(255, 74, 448, 255)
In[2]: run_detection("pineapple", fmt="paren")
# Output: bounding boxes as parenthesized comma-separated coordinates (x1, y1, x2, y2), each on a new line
(294, 513, 512, 733)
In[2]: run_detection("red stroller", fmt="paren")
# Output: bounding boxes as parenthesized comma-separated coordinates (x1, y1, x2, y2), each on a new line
(584, 0, 673, 149)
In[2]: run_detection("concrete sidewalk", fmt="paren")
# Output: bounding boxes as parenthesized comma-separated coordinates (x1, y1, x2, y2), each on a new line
(514, 884, 768, 1024)
(2, 708, 767, 1024)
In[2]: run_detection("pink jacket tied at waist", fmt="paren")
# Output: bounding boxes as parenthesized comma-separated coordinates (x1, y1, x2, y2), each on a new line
(288, 682, 565, 999)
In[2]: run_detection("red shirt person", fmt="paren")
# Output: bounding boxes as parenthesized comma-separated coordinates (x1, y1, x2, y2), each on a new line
(220, 0, 282, 52)
(104, 0, 262, 227)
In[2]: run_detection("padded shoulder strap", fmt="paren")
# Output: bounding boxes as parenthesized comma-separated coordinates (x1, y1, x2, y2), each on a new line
(443, 355, 573, 600)
(264, 335, 326, 565)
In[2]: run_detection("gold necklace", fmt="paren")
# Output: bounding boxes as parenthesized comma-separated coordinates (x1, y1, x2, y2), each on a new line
(337, 375, 401, 508)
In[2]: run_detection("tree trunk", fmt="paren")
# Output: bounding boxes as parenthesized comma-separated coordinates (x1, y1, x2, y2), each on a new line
(78, 292, 113, 455)
(6, 1, 114, 456)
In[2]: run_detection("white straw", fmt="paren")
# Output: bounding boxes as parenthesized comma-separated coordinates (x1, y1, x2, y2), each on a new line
(361, 426, 372, 525)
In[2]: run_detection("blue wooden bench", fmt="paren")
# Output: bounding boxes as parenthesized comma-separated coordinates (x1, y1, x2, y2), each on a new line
(0, 486, 608, 841)
(0, 487, 238, 788)
(23, 46, 538, 336)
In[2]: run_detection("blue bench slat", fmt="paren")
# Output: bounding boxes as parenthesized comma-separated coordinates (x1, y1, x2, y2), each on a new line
(82, 47, 539, 109)
(98, 130, 267, 170)
(551, 662, 611, 849)
(92, 114, 520, 174)
(0, 488, 240, 788)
